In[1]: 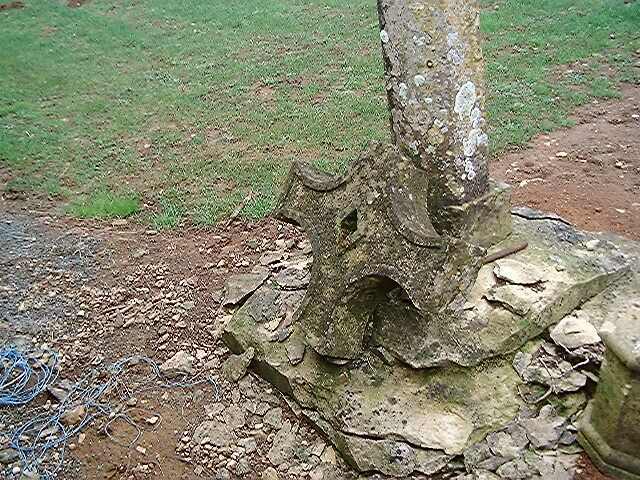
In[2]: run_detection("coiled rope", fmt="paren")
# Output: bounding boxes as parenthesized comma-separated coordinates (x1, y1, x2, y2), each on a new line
(1, 348, 217, 479)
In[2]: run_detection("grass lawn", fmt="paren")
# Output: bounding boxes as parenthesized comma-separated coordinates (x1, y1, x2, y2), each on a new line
(1, 0, 639, 226)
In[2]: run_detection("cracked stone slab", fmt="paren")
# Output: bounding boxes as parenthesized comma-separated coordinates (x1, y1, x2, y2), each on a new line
(222, 267, 270, 306)
(493, 258, 546, 285)
(224, 289, 524, 476)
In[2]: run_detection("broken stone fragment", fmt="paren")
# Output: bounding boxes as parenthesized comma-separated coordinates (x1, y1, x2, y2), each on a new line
(224, 404, 246, 430)
(242, 284, 281, 325)
(494, 458, 534, 479)
(267, 420, 297, 466)
(238, 436, 257, 454)
(484, 284, 537, 316)
(550, 315, 600, 350)
(298, 239, 313, 255)
(473, 471, 501, 480)
(160, 350, 195, 375)
(285, 338, 305, 365)
(493, 258, 546, 285)
(485, 431, 526, 460)
(260, 467, 280, 480)
(414, 449, 452, 476)
(513, 345, 587, 393)
(47, 386, 68, 403)
(221, 347, 254, 382)
(520, 405, 565, 449)
(0, 448, 19, 465)
(204, 402, 225, 418)
(259, 250, 285, 267)
(192, 419, 235, 446)
(61, 404, 86, 426)
(263, 407, 283, 428)
(464, 438, 510, 472)
(529, 453, 577, 480)
(273, 263, 310, 290)
(222, 267, 270, 306)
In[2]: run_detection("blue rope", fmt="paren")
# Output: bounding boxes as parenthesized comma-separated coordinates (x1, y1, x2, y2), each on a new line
(1, 352, 217, 479)
(0, 348, 58, 407)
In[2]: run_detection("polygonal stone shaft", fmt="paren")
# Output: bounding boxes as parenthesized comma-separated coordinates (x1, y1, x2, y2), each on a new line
(377, 0, 489, 229)
(579, 320, 640, 480)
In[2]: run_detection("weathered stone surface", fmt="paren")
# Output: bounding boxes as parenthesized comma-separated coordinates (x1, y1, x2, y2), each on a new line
(276, 144, 500, 362)
(550, 314, 601, 350)
(377, 0, 490, 219)
(221, 214, 636, 477)
(224, 293, 523, 473)
(374, 215, 629, 368)
(222, 268, 270, 306)
(221, 347, 254, 382)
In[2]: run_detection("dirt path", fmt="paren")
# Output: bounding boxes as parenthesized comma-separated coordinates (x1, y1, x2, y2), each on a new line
(492, 84, 640, 241)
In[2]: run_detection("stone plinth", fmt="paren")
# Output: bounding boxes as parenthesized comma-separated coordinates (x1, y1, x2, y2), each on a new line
(579, 293, 640, 480)
(223, 209, 632, 477)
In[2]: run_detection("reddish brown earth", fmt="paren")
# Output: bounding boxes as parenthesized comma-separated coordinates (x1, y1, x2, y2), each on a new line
(0, 1, 24, 11)
(492, 84, 640, 241)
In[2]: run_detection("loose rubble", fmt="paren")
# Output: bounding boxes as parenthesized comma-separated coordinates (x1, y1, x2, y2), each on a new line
(1, 208, 632, 480)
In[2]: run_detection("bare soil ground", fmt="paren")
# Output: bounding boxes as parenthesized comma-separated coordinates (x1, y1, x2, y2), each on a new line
(4, 86, 639, 479)
(492, 84, 640, 241)
(0, 1, 24, 11)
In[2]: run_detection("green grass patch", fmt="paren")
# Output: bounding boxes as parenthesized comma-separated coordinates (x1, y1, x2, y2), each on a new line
(151, 187, 186, 229)
(481, 0, 640, 151)
(69, 190, 140, 219)
(1, 0, 638, 225)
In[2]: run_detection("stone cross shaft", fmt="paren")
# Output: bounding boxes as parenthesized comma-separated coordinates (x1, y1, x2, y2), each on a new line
(378, 0, 489, 227)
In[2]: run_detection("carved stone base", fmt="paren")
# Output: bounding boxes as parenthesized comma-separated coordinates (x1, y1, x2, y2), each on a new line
(579, 403, 640, 480)
(577, 255, 640, 480)
(274, 143, 513, 363)
(222, 214, 634, 477)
